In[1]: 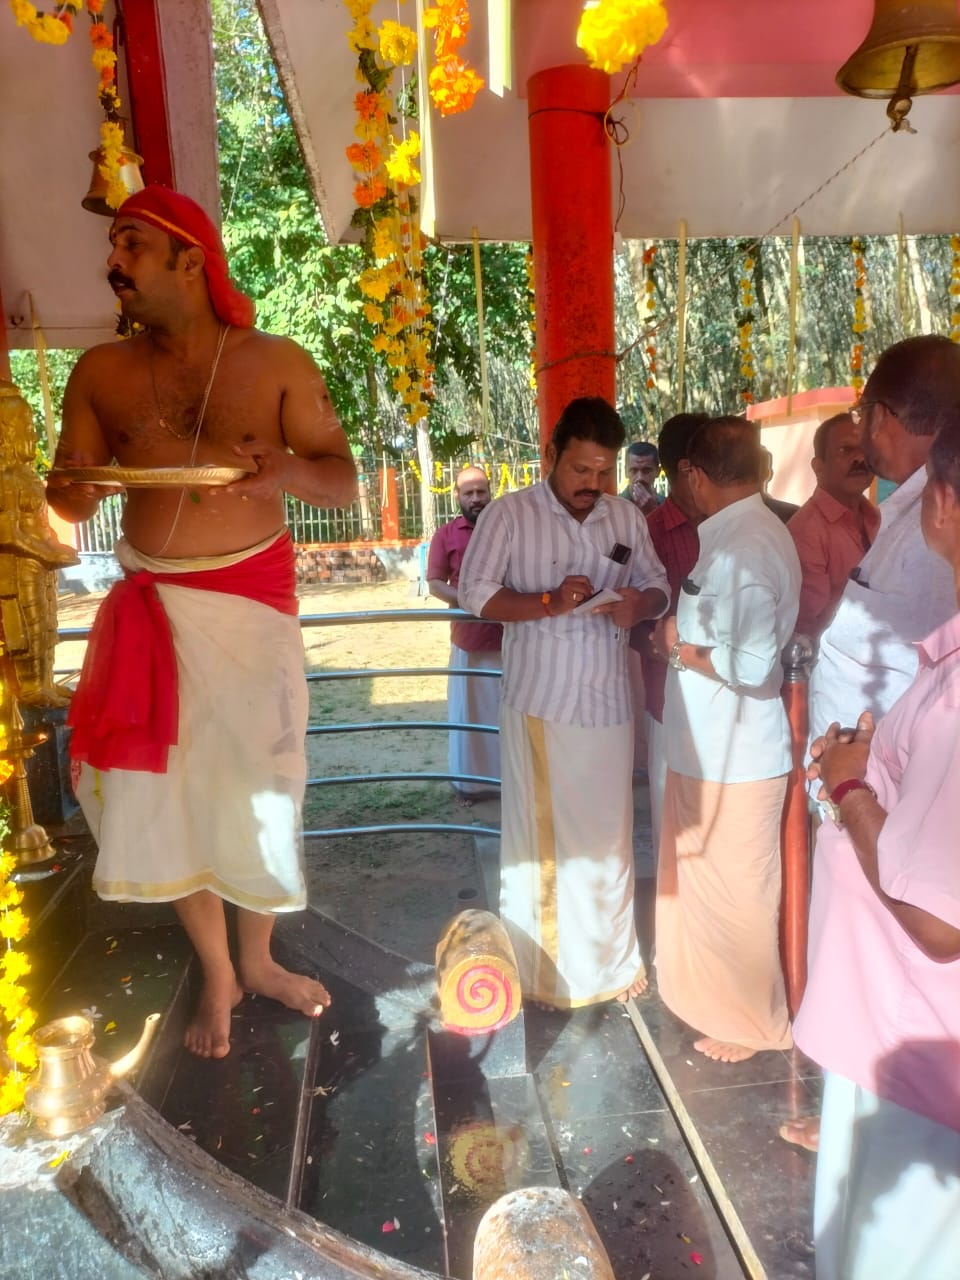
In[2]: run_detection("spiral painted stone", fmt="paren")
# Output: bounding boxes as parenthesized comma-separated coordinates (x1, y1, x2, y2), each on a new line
(435, 909, 521, 1035)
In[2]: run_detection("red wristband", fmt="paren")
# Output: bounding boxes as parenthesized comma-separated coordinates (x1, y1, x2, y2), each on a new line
(829, 778, 876, 808)
(541, 591, 553, 616)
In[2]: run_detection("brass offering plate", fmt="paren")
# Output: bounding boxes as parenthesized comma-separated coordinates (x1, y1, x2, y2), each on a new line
(49, 463, 256, 488)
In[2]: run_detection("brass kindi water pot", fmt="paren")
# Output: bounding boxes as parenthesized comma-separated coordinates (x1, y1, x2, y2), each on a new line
(24, 1011, 161, 1137)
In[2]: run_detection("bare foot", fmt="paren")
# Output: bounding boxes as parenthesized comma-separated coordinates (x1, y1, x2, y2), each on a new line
(615, 974, 649, 1003)
(779, 1116, 820, 1152)
(240, 957, 332, 1018)
(693, 1036, 757, 1063)
(184, 974, 243, 1059)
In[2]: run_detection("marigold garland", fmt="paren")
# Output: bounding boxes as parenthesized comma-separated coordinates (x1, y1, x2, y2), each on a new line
(0, 670, 38, 1117)
(9, 0, 127, 209)
(525, 246, 537, 390)
(850, 237, 868, 394)
(343, 1, 435, 426)
(576, 0, 669, 75)
(949, 235, 960, 344)
(738, 248, 757, 405)
(642, 244, 657, 391)
(422, 0, 484, 116)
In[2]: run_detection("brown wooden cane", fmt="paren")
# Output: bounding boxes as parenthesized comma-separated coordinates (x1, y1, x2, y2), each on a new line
(780, 636, 815, 1017)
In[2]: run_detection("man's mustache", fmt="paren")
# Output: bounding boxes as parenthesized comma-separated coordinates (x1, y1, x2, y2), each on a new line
(108, 269, 135, 292)
(847, 462, 871, 476)
(576, 489, 600, 499)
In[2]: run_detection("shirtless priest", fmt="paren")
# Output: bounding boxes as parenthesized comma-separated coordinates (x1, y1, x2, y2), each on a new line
(47, 186, 357, 1059)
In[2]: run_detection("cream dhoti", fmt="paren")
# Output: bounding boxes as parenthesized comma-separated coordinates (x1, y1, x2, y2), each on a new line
(499, 703, 643, 1007)
(72, 532, 308, 912)
(656, 769, 792, 1050)
(448, 646, 501, 797)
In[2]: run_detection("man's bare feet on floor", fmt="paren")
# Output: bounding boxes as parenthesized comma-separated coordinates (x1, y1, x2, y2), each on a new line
(240, 957, 332, 1019)
(184, 975, 244, 1059)
(693, 1036, 757, 1063)
(779, 1116, 820, 1151)
(616, 974, 649, 1003)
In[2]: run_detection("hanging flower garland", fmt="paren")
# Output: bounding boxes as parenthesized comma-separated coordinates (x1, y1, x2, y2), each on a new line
(949, 235, 960, 344)
(737, 248, 757, 405)
(343, 1, 434, 426)
(576, 0, 669, 75)
(10, 1, 127, 209)
(642, 243, 657, 390)
(422, 0, 484, 116)
(525, 246, 537, 390)
(408, 457, 454, 494)
(0, 666, 37, 1116)
(850, 237, 868, 394)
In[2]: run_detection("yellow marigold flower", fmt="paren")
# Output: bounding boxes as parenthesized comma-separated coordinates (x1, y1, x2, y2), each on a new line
(576, 0, 668, 75)
(372, 224, 397, 261)
(0, 981, 29, 1021)
(91, 47, 117, 73)
(0, 881, 24, 912)
(371, 334, 393, 353)
(385, 131, 422, 187)
(359, 269, 392, 302)
(393, 372, 413, 394)
(363, 303, 385, 326)
(379, 19, 417, 66)
(0, 909, 29, 942)
(347, 17, 377, 54)
(0, 1072, 27, 1117)
(0, 950, 30, 981)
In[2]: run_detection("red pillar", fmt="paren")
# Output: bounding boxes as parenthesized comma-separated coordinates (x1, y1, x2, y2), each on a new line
(528, 66, 616, 456)
(380, 466, 400, 540)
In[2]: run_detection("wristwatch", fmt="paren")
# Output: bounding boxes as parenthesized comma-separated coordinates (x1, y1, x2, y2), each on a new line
(668, 639, 686, 671)
(826, 777, 877, 827)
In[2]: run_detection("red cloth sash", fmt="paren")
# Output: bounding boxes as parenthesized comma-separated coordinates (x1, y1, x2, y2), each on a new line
(68, 532, 298, 774)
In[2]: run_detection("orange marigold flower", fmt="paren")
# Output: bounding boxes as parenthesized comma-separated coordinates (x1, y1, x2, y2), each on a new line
(345, 140, 383, 173)
(89, 20, 113, 49)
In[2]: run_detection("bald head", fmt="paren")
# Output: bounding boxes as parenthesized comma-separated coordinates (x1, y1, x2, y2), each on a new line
(455, 467, 491, 524)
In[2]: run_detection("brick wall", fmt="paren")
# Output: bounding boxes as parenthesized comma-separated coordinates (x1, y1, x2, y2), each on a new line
(295, 544, 388, 585)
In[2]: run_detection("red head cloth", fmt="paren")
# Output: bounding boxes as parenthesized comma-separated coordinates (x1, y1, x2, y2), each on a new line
(115, 185, 256, 328)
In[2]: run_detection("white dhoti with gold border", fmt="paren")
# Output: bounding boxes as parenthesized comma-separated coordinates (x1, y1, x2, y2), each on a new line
(498, 702, 643, 1007)
(77, 537, 308, 913)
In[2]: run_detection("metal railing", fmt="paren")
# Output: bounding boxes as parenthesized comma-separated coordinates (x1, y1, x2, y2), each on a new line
(57, 607, 501, 840)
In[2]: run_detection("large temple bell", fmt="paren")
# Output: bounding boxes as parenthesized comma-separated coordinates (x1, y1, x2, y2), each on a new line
(836, 0, 960, 126)
(81, 143, 145, 217)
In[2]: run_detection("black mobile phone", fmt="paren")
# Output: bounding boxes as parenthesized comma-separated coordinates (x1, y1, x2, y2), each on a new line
(609, 542, 630, 564)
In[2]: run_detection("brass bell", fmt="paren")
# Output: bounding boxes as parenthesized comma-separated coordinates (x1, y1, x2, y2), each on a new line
(836, 0, 960, 127)
(81, 143, 145, 217)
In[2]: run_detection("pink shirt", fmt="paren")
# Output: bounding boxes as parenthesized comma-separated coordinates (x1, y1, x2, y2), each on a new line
(427, 516, 502, 653)
(787, 488, 880, 639)
(794, 612, 960, 1132)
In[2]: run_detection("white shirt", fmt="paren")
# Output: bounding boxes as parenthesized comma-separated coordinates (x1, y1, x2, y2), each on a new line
(458, 482, 669, 727)
(809, 465, 957, 741)
(664, 493, 801, 783)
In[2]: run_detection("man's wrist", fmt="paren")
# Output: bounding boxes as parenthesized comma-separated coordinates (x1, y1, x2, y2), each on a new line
(668, 639, 686, 671)
(540, 591, 553, 617)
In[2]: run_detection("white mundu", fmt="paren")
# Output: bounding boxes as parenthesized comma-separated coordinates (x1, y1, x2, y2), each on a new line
(79, 538, 308, 913)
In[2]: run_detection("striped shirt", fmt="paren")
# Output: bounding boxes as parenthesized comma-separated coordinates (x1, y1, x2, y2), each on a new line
(458, 482, 669, 727)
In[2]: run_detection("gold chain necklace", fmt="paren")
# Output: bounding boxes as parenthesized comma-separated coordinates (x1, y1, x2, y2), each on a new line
(149, 325, 230, 440)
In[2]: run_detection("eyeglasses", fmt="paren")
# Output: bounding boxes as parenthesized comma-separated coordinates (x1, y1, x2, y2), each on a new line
(850, 400, 895, 427)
